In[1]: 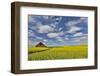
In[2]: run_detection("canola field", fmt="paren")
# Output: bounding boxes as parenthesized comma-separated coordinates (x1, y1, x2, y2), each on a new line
(28, 45, 88, 61)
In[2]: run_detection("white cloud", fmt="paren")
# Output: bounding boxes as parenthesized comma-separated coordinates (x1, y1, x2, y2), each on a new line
(28, 30, 35, 37)
(59, 28, 63, 31)
(36, 37, 42, 40)
(42, 16, 49, 19)
(71, 34, 87, 42)
(66, 17, 87, 26)
(80, 36, 87, 40)
(80, 17, 88, 23)
(73, 32, 83, 37)
(47, 31, 64, 38)
(47, 33, 59, 38)
(37, 25, 54, 33)
(43, 39, 48, 42)
(54, 22, 59, 25)
(28, 16, 42, 24)
(36, 22, 42, 26)
(56, 37, 63, 42)
(55, 17, 62, 21)
(67, 26, 81, 33)
(66, 21, 79, 26)
(58, 31, 64, 36)
(66, 17, 87, 34)
(28, 16, 37, 23)
(79, 34, 88, 40)
(28, 39, 38, 47)
(65, 37, 69, 40)
(50, 24, 56, 28)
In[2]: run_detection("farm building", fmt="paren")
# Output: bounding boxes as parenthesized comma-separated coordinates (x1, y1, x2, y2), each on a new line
(35, 42, 47, 47)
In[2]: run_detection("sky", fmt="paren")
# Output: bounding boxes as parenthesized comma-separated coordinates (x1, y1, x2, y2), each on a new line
(28, 15, 88, 47)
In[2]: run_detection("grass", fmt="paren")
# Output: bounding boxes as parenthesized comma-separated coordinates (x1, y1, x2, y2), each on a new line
(28, 45, 88, 61)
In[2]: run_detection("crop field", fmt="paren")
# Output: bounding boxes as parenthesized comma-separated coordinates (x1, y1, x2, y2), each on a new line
(28, 45, 88, 61)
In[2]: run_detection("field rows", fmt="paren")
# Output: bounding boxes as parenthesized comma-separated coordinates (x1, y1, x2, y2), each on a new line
(28, 45, 88, 61)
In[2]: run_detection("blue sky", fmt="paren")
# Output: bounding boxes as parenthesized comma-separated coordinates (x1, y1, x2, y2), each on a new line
(28, 15, 88, 47)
